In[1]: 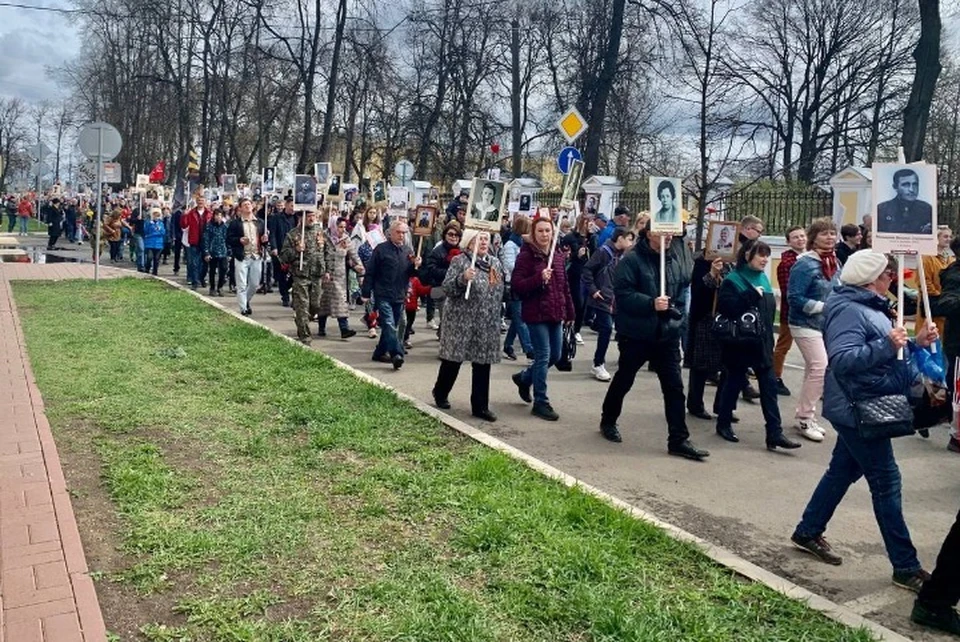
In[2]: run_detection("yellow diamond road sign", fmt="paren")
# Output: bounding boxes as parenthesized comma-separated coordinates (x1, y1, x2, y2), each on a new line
(557, 107, 587, 144)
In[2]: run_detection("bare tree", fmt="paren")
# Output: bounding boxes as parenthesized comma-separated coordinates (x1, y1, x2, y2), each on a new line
(901, 0, 942, 161)
(0, 98, 29, 194)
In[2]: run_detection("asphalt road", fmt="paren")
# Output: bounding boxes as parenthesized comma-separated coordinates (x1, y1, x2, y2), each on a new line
(41, 239, 960, 641)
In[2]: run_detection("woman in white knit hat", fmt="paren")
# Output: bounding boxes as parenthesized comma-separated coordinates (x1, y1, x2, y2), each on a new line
(791, 249, 939, 593)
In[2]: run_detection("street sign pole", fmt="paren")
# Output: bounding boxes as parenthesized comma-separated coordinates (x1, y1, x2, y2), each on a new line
(94, 127, 103, 282)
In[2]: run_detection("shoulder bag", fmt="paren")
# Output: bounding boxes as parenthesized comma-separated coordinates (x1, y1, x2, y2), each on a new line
(710, 272, 763, 346)
(834, 370, 914, 440)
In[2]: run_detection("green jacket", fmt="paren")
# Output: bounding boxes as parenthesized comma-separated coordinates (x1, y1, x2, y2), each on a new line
(613, 235, 691, 343)
(280, 224, 330, 279)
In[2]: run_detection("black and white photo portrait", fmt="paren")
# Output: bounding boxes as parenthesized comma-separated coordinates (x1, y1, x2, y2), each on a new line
(519, 193, 531, 212)
(327, 175, 342, 197)
(649, 176, 683, 234)
(294, 174, 317, 207)
(314, 162, 331, 186)
(465, 178, 506, 231)
(262, 167, 275, 193)
(872, 163, 938, 255)
(372, 180, 387, 205)
(705, 221, 740, 261)
(222, 174, 238, 195)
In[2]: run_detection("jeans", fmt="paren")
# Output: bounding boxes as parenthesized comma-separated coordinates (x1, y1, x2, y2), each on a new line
(7, 214, 15, 233)
(134, 234, 145, 271)
(207, 257, 227, 290)
(792, 332, 827, 420)
(793, 423, 921, 574)
(145, 248, 162, 275)
(108, 240, 122, 261)
(591, 309, 613, 367)
(64, 219, 76, 243)
(374, 300, 405, 358)
(18, 216, 28, 235)
(716, 362, 783, 441)
(234, 256, 262, 312)
(433, 359, 491, 413)
(517, 322, 562, 405)
(503, 298, 533, 355)
(918, 506, 960, 608)
(601, 336, 690, 448)
(187, 246, 202, 286)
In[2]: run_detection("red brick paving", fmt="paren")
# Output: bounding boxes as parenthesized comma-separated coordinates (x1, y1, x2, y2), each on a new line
(0, 263, 131, 642)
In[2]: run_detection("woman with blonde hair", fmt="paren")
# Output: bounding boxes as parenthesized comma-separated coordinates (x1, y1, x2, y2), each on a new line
(787, 217, 841, 442)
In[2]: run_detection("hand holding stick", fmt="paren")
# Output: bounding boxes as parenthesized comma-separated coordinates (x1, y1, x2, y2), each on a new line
(916, 255, 938, 354)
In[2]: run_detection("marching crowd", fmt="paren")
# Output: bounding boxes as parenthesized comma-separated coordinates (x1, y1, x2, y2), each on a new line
(4, 187, 960, 636)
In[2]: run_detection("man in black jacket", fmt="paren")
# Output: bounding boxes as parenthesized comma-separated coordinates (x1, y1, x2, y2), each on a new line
(361, 219, 421, 369)
(598, 227, 710, 461)
(932, 235, 960, 454)
(226, 197, 268, 315)
(268, 196, 298, 306)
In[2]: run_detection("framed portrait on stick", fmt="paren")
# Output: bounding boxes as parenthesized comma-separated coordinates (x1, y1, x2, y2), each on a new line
(314, 162, 331, 186)
(464, 178, 506, 232)
(872, 162, 937, 255)
(326, 175, 342, 203)
(294, 174, 317, 208)
(372, 180, 387, 206)
(222, 174, 238, 195)
(649, 176, 683, 234)
(559, 159, 584, 209)
(413, 205, 437, 237)
(704, 220, 740, 262)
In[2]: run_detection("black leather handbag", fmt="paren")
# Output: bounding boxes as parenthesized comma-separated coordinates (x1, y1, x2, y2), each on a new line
(836, 376, 915, 440)
(711, 273, 764, 347)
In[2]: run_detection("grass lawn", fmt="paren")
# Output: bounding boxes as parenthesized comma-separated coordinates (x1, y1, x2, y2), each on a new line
(14, 278, 876, 642)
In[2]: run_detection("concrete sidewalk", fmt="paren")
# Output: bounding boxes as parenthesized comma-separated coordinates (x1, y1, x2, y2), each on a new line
(0, 263, 131, 642)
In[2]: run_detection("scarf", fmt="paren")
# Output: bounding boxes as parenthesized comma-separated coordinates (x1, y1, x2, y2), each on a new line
(819, 250, 838, 281)
(509, 232, 523, 247)
(736, 265, 772, 293)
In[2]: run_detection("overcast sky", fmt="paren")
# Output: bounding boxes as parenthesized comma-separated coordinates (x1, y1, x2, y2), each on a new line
(2, 0, 960, 106)
(0, 0, 80, 103)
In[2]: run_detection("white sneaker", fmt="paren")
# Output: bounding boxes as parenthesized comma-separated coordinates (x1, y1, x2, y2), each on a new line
(795, 419, 825, 442)
(429, 319, 440, 330)
(591, 364, 612, 382)
(575, 332, 584, 345)
(367, 328, 377, 339)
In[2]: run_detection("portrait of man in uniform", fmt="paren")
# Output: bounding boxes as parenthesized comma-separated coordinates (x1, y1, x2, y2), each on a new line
(877, 168, 933, 235)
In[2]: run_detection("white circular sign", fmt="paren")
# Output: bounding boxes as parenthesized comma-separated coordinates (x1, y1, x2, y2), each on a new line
(77, 122, 123, 161)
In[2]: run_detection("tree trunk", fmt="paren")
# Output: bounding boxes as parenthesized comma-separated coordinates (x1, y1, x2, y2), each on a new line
(317, 0, 347, 164)
(510, 17, 522, 178)
(901, 0, 941, 162)
(582, 0, 625, 176)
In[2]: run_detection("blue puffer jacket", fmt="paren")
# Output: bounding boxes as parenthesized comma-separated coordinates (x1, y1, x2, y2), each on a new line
(787, 252, 841, 331)
(821, 285, 917, 428)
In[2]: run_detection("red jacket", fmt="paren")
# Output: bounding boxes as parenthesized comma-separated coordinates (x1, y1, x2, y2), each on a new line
(180, 206, 210, 247)
(511, 242, 575, 324)
(17, 199, 33, 217)
(777, 248, 798, 319)
(405, 277, 431, 312)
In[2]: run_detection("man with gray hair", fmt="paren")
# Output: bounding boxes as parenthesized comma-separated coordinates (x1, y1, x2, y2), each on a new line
(361, 219, 422, 369)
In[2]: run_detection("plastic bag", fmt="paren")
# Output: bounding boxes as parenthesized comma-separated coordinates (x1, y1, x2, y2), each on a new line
(911, 340, 950, 429)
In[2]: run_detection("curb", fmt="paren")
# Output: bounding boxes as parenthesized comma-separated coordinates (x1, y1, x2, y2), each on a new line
(106, 272, 915, 641)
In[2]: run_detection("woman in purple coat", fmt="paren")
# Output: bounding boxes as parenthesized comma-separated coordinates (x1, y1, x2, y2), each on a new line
(510, 216, 575, 421)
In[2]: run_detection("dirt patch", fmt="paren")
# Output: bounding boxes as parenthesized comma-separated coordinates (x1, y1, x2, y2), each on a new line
(53, 421, 185, 640)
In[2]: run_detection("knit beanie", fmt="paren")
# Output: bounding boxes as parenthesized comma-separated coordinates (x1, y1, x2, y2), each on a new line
(839, 250, 888, 286)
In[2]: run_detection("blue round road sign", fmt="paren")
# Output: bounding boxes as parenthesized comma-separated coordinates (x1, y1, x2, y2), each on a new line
(557, 147, 582, 175)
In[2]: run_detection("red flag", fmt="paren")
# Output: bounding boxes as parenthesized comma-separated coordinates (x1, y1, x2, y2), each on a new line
(148, 160, 166, 183)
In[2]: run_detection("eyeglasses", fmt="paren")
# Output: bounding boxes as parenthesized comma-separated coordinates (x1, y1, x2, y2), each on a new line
(446, 232, 461, 238)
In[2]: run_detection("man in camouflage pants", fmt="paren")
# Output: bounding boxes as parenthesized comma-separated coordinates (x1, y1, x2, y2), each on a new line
(280, 210, 331, 344)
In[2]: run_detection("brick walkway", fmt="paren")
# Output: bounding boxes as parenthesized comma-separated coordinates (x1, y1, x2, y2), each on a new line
(0, 263, 130, 642)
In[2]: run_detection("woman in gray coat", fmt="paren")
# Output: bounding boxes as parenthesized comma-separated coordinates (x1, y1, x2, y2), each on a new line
(432, 229, 504, 421)
(317, 216, 365, 339)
